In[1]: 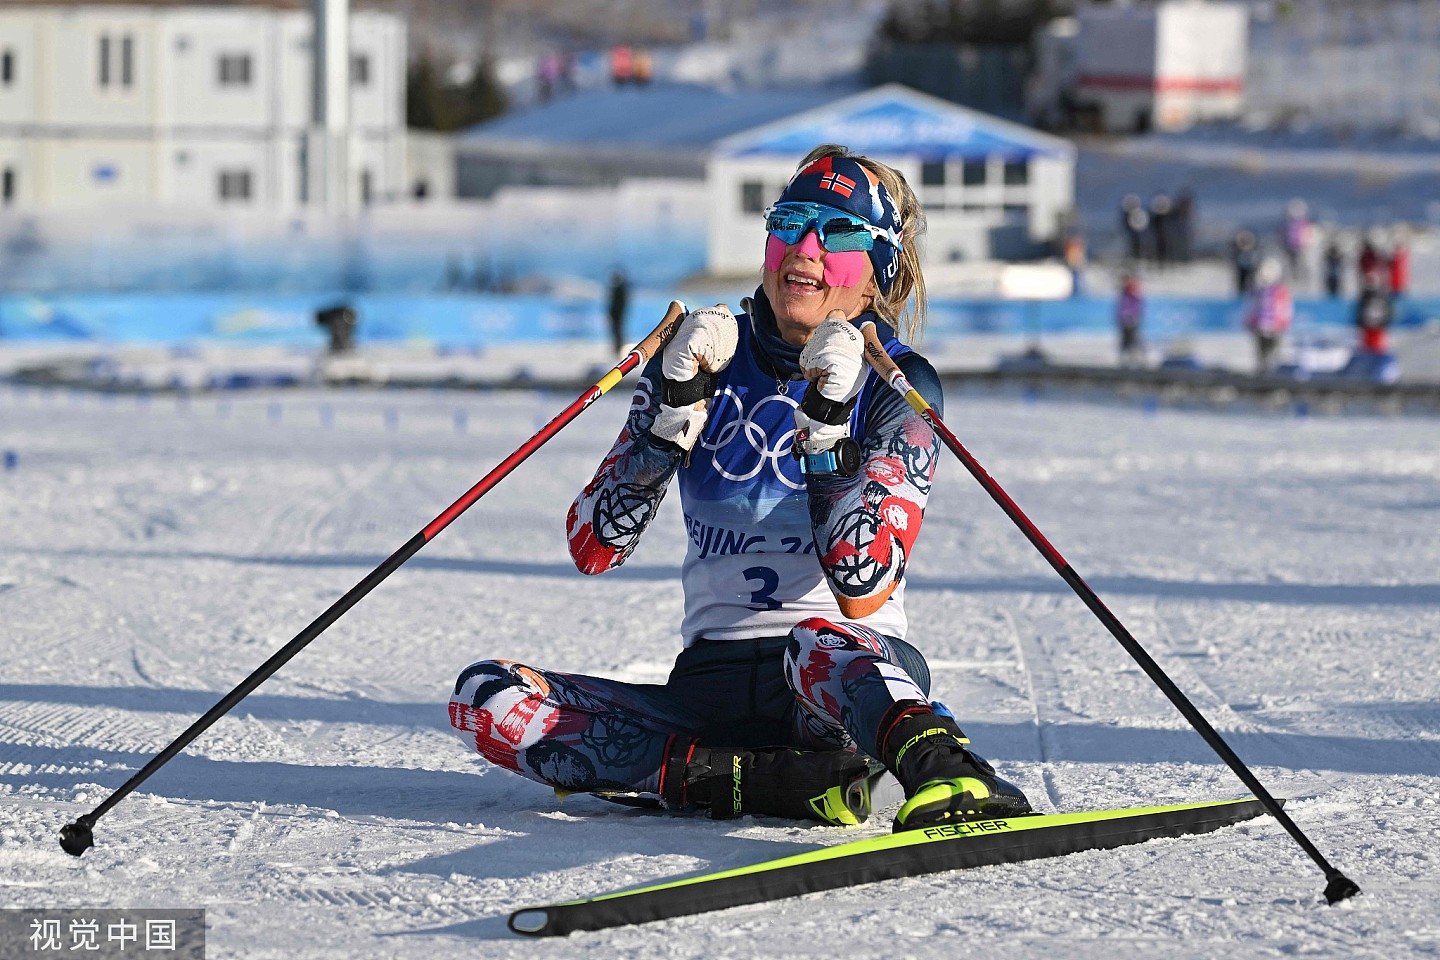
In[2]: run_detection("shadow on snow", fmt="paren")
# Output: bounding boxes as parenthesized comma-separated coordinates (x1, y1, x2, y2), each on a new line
(14, 546, 1440, 605)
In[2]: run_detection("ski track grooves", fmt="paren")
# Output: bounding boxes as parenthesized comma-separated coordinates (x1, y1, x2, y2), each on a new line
(1003, 602, 1070, 813)
(3, 386, 1434, 959)
(1151, 602, 1338, 799)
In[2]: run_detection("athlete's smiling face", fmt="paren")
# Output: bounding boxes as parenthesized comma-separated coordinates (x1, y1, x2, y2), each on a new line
(762, 230, 878, 348)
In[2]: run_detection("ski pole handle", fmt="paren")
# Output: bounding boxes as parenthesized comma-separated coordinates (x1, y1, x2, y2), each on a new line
(631, 300, 690, 366)
(858, 321, 928, 415)
(589, 299, 688, 398)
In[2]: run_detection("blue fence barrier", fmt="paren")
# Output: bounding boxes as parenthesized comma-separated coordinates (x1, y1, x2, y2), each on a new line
(1, 291, 1433, 347)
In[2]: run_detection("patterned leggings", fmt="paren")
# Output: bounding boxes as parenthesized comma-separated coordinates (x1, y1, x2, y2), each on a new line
(448, 617, 932, 796)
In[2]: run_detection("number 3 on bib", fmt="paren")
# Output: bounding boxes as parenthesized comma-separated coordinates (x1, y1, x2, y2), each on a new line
(742, 566, 781, 610)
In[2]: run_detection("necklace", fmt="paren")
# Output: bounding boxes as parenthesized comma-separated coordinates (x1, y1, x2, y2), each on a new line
(742, 296, 805, 396)
(752, 341, 802, 396)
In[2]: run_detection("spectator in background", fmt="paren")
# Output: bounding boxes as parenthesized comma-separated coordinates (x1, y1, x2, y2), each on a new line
(1388, 229, 1410, 299)
(1244, 258, 1292, 374)
(1355, 273, 1394, 355)
(1116, 271, 1145, 367)
(1281, 199, 1311, 283)
(1172, 188, 1196, 261)
(1120, 194, 1148, 261)
(1323, 237, 1344, 299)
(632, 49, 654, 85)
(1357, 232, 1383, 290)
(1062, 230, 1087, 297)
(611, 45, 634, 85)
(558, 51, 577, 93)
(537, 52, 562, 102)
(1148, 194, 1173, 266)
(1232, 229, 1260, 296)
(607, 268, 630, 356)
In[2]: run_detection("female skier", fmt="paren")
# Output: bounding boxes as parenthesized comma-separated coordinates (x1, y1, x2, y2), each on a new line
(449, 145, 1032, 832)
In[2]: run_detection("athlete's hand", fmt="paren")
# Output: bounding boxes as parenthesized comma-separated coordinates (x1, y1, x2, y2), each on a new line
(661, 304, 738, 382)
(795, 313, 867, 455)
(651, 304, 738, 452)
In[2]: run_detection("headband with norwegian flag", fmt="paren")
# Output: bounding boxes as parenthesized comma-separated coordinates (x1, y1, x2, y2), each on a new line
(774, 154, 905, 294)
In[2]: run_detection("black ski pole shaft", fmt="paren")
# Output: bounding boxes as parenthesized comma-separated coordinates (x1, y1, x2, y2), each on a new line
(859, 323, 1359, 906)
(59, 301, 689, 858)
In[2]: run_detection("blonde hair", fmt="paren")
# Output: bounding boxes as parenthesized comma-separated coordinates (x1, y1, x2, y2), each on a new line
(794, 143, 928, 342)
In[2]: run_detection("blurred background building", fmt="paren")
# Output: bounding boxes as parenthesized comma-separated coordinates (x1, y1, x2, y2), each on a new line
(1067, 0, 1248, 133)
(0, 3, 406, 210)
(0, 0, 1437, 382)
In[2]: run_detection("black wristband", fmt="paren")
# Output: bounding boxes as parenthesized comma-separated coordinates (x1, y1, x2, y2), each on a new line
(799, 387, 857, 426)
(662, 369, 713, 407)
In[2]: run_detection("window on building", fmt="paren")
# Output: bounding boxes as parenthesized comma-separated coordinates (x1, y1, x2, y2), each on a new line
(218, 169, 253, 203)
(351, 53, 370, 87)
(2, 50, 14, 86)
(961, 159, 987, 186)
(97, 33, 134, 89)
(218, 53, 252, 87)
(2, 168, 15, 205)
(1002, 204, 1030, 225)
(740, 180, 765, 214)
(921, 161, 946, 187)
(1003, 159, 1029, 186)
(360, 169, 373, 205)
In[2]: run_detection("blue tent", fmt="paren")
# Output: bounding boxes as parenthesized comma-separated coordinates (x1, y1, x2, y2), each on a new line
(717, 84, 1074, 162)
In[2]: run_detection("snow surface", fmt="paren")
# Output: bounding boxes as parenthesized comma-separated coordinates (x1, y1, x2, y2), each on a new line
(2, 375, 1438, 959)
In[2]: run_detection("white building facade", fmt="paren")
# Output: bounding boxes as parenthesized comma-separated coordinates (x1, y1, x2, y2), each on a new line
(1073, 0, 1248, 133)
(0, 4, 405, 211)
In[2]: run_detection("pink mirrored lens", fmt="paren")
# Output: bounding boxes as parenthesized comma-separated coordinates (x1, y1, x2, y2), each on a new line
(823, 250, 870, 288)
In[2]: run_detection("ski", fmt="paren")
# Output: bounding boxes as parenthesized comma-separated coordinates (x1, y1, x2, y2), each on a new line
(508, 797, 1272, 937)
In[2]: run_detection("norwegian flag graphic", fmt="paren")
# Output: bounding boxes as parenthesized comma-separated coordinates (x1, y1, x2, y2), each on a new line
(819, 172, 856, 197)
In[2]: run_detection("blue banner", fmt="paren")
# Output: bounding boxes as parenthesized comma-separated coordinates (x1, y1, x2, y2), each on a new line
(1, 292, 1432, 347)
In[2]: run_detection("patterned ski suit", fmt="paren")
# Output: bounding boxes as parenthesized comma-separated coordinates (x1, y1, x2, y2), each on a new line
(450, 294, 944, 798)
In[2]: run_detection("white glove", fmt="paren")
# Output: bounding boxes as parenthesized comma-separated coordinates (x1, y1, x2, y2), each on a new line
(660, 304, 738, 383)
(650, 304, 738, 451)
(796, 315, 868, 455)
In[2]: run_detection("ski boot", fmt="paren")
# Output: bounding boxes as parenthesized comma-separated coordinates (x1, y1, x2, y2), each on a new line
(659, 739, 890, 826)
(881, 709, 1033, 832)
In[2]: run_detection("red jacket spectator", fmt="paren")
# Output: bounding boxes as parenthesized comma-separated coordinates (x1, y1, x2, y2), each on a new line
(1389, 242, 1409, 297)
(611, 45, 634, 85)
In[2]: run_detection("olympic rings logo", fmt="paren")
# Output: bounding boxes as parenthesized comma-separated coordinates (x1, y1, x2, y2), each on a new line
(700, 386, 805, 490)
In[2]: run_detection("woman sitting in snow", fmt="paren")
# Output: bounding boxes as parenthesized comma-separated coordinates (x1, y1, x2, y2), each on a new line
(449, 145, 1032, 831)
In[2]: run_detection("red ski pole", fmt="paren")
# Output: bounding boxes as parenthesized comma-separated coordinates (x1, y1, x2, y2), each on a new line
(858, 322, 1359, 906)
(59, 300, 689, 857)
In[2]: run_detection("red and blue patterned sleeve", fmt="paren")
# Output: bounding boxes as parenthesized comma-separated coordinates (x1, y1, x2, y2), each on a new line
(566, 359, 686, 575)
(804, 353, 943, 619)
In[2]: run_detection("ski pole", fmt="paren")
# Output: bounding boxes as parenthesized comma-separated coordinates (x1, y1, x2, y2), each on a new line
(858, 322, 1360, 906)
(59, 300, 689, 858)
